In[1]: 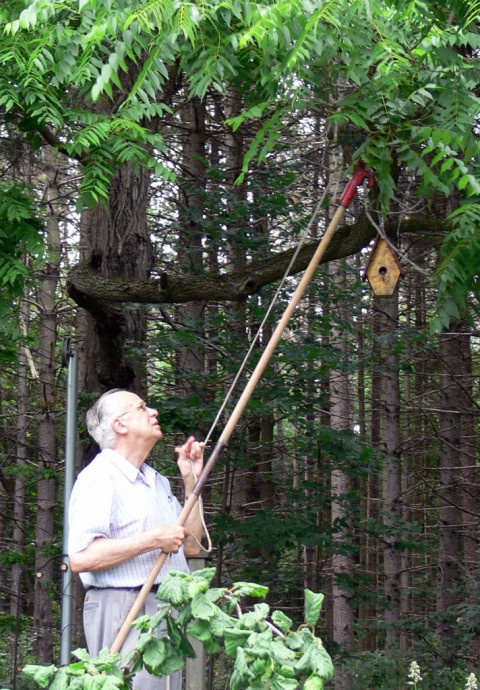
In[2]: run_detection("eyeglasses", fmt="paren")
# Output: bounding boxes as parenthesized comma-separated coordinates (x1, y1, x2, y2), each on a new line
(116, 401, 149, 419)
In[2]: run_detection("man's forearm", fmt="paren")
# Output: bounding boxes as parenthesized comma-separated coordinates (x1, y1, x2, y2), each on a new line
(69, 533, 156, 573)
(70, 523, 188, 573)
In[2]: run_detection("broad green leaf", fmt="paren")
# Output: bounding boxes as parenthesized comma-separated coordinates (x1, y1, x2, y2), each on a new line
(154, 640, 186, 676)
(278, 663, 297, 678)
(272, 610, 293, 632)
(295, 639, 334, 680)
(270, 673, 299, 690)
(305, 590, 324, 627)
(157, 573, 188, 605)
(71, 648, 91, 662)
(223, 628, 251, 656)
(230, 647, 255, 690)
(166, 616, 196, 658)
(187, 578, 210, 598)
(190, 566, 217, 585)
(191, 592, 218, 620)
(245, 629, 274, 659)
(304, 673, 325, 690)
(209, 608, 237, 636)
(22, 665, 57, 689)
(142, 638, 167, 676)
(48, 668, 71, 690)
(268, 640, 297, 664)
(98, 678, 123, 690)
(166, 614, 185, 648)
(284, 631, 305, 651)
(187, 618, 213, 642)
(131, 614, 152, 631)
(83, 674, 113, 690)
(240, 603, 270, 629)
(148, 604, 170, 630)
(205, 587, 228, 603)
(134, 631, 157, 653)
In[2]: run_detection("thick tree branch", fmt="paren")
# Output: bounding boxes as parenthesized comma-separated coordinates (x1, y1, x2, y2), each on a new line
(67, 215, 447, 309)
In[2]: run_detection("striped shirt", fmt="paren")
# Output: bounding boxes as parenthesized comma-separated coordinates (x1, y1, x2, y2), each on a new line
(67, 448, 189, 589)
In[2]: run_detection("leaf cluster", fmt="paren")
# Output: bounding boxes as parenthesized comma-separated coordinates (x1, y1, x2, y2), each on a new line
(22, 568, 334, 690)
(0, 182, 45, 361)
(2, 0, 480, 325)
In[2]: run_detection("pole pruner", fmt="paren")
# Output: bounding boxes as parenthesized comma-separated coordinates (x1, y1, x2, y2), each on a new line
(110, 160, 376, 654)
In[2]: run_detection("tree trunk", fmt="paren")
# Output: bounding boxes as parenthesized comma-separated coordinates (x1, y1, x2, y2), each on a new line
(7, 288, 35, 687)
(34, 149, 62, 662)
(403, 240, 431, 645)
(77, 162, 154, 396)
(330, 265, 355, 690)
(376, 292, 402, 648)
(458, 322, 478, 570)
(328, 131, 355, 689)
(436, 322, 462, 655)
(219, 89, 249, 520)
(457, 320, 479, 657)
(10, 291, 31, 671)
(175, 96, 207, 403)
(304, 116, 324, 592)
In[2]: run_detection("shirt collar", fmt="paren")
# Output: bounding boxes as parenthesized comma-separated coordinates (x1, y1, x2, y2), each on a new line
(100, 448, 155, 487)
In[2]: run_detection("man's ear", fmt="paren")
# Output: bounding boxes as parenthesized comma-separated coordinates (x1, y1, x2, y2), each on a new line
(112, 417, 128, 436)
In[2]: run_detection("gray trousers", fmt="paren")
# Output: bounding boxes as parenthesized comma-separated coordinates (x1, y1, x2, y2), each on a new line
(83, 587, 182, 690)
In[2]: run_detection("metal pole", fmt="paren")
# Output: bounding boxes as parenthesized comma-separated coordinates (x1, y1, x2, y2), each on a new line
(60, 339, 78, 666)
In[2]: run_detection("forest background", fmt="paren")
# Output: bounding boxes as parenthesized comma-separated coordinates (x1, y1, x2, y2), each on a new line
(1, 1, 480, 689)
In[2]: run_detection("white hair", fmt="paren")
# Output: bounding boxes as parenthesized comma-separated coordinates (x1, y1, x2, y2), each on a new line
(86, 389, 126, 449)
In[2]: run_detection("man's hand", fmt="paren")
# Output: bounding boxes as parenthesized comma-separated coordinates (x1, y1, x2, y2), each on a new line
(175, 436, 205, 486)
(149, 524, 189, 553)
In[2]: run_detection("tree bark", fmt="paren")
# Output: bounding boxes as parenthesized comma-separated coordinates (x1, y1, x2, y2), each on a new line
(11, 297, 30, 598)
(34, 149, 62, 662)
(376, 292, 402, 648)
(458, 322, 478, 571)
(78, 162, 154, 393)
(329, 264, 355, 689)
(457, 320, 480, 657)
(436, 321, 463, 655)
(175, 96, 207, 403)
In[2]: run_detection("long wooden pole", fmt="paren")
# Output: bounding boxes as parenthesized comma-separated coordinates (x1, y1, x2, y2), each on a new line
(110, 163, 374, 654)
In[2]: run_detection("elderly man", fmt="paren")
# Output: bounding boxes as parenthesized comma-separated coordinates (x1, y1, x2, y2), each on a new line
(68, 388, 205, 690)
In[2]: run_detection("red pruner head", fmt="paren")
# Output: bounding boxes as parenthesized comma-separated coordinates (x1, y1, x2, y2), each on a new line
(340, 161, 375, 209)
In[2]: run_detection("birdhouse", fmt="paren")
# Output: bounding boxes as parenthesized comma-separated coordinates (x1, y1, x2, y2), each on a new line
(363, 237, 402, 297)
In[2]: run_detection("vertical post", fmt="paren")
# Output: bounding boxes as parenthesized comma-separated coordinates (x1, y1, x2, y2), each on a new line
(186, 552, 209, 690)
(60, 339, 78, 666)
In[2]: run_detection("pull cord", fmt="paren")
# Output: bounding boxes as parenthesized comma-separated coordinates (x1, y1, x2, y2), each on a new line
(203, 181, 331, 447)
(185, 459, 213, 554)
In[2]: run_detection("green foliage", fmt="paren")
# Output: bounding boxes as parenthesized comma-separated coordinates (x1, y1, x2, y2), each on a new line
(0, 612, 24, 635)
(345, 650, 474, 690)
(1, 0, 480, 323)
(432, 200, 480, 330)
(0, 182, 45, 361)
(22, 569, 334, 690)
(0, 183, 44, 292)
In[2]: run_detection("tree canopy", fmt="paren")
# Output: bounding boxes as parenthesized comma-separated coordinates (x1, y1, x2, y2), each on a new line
(1, 0, 480, 327)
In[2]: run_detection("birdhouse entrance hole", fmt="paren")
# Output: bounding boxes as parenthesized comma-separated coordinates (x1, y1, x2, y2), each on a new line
(363, 238, 402, 297)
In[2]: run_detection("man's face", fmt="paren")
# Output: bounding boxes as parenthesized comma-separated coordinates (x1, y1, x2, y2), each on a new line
(112, 392, 163, 444)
